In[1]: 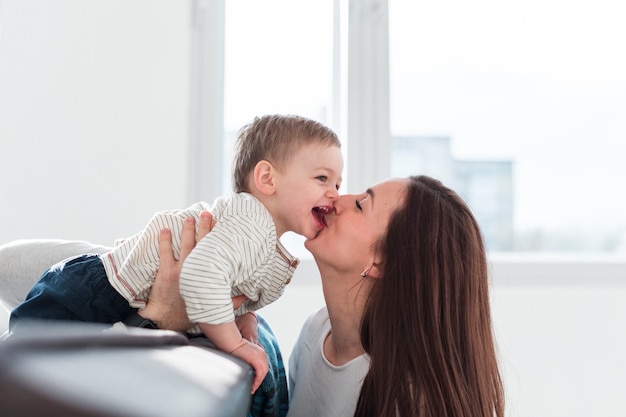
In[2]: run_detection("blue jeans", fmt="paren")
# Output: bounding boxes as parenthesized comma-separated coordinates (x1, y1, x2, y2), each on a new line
(10, 254, 135, 331)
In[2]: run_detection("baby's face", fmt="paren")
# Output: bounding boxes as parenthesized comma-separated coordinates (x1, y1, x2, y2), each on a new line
(271, 142, 343, 239)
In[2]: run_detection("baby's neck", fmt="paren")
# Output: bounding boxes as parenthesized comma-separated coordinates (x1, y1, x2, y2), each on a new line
(244, 190, 286, 237)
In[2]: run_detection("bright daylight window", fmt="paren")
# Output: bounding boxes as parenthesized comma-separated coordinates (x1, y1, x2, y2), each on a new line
(222, 0, 335, 255)
(221, 0, 626, 255)
(222, 0, 335, 183)
(388, 0, 626, 253)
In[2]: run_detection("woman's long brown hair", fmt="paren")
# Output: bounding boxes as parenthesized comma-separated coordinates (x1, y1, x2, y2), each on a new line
(355, 176, 504, 417)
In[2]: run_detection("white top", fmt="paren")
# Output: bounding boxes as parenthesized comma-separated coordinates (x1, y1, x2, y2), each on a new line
(101, 193, 299, 327)
(287, 307, 370, 417)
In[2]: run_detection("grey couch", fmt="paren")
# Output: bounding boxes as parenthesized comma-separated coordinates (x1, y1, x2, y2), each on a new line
(0, 239, 254, 417)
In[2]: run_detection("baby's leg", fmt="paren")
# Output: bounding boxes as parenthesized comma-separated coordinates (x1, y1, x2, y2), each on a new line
(9, 254, 133, 332)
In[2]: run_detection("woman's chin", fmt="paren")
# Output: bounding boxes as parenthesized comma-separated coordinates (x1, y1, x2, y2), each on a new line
(303, 236, 317, 251)
(306, 225, 326, 241)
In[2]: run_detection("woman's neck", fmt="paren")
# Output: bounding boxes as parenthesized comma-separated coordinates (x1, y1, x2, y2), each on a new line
(321, 269, 371, 365)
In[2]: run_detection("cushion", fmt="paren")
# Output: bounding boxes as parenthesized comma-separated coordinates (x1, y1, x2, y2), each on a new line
(0, 239, 111, 310)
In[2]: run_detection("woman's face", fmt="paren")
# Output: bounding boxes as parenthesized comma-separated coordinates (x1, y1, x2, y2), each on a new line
(304, 178, 408, 276)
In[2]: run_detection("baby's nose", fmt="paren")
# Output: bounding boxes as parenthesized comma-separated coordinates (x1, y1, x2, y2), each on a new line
(326, 187, 339, 200)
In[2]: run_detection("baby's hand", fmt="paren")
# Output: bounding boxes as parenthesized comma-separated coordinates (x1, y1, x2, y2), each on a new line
(198, 320, 266, 392)
(230, 340, 268, 393)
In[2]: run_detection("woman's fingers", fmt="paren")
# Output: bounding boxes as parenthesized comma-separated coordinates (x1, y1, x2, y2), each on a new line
(198, 210, 215, 241)
(179, 217, 197, 262)
(157, 227, 175, 272)
(180, 212, 214, 261)
(142, 226, 192, 331)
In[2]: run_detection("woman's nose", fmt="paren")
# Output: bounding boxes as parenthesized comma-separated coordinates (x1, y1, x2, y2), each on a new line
(332, 194, 351, 213)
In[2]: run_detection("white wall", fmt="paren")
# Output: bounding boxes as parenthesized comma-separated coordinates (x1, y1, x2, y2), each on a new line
(0, 1, 191, 245)
(490, 257, 626, 417)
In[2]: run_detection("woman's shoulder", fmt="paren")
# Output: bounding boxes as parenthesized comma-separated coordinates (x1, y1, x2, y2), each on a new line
(291, 306, 329, 359)
(300, 306, 330, 334)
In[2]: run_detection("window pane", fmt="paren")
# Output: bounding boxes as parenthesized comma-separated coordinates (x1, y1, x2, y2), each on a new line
(223, 0, 334, 151)
(223, 0, 334, 254)
(389, 0, 626, 253)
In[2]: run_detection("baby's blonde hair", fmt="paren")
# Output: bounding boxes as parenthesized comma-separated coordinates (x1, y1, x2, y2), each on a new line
(232, 114, 341, 192)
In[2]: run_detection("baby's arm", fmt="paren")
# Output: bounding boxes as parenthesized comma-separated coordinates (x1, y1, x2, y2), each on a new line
(198, 321, 268, 394)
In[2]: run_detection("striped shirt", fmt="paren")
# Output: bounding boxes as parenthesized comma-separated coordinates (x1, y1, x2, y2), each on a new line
(101, 193, 299, 328)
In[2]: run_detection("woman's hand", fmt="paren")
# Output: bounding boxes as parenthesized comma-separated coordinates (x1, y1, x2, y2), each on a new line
(138, 211, 215, 332)
(236, 312, 259, 345)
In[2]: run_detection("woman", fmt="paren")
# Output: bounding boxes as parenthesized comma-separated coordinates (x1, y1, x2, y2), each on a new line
(147, 176, 505, 417)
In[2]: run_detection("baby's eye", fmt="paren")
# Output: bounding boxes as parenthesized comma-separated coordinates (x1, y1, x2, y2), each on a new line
(316, 175, 328, 182)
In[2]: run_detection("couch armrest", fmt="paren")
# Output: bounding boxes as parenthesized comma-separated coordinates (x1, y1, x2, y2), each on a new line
(0, 321, 253, 417)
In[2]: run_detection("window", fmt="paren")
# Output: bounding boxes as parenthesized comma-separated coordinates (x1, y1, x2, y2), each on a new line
(222, 0, 335, 193)
(388, 0, 626, 253)
(219, 0, 335, 254)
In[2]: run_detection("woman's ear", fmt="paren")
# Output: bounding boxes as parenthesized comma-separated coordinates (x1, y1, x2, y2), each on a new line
(367, 262, 383, 279)
(361, 261, 383, 279)
(253, 160, 276, 196)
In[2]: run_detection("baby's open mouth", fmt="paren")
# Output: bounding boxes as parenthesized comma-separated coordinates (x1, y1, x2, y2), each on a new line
(312, 206, 332, 229)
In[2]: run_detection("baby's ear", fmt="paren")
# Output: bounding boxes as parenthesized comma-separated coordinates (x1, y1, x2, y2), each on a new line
(253, 160, 276, 195)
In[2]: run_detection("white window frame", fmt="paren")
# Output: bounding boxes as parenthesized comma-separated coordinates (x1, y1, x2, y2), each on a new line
(345, 0, 391, 194)
(187, 0, 226, 204)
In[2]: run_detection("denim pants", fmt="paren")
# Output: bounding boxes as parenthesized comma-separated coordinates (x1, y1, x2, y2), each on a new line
(10, 254, 135, 331)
